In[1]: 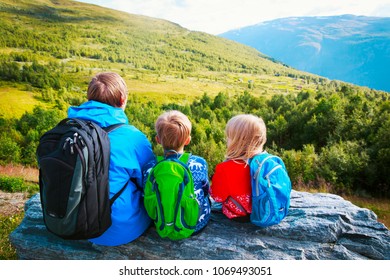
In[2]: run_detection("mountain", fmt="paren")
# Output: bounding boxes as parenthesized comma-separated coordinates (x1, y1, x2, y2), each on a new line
(220, 15, 390, 92)
(0, 0, 326, 113)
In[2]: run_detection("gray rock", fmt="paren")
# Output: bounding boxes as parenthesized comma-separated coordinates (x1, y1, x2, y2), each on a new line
(9, 190, 390, 260)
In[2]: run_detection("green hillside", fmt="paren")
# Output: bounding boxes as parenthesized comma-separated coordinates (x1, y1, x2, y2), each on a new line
(0, 0, 321, 115)
(0, 0, 300, 75)
(0, 0, 389, 199)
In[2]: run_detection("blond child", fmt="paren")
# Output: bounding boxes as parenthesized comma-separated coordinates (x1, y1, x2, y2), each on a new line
(154, 110, 211, 233)
(210, 114, 267, 221)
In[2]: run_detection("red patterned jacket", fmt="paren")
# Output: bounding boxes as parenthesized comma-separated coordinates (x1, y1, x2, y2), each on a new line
(210, 160, 252, 219)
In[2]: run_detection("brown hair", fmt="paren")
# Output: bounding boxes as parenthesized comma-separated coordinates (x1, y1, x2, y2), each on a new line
(87, 72, 128, 107)
(155, 110, 192, 151)
(225, 114, 267, 161)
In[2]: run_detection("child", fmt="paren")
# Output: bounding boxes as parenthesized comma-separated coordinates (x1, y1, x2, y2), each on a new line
(153, 110, 211, 234)
(68, 72, 155, 246)
(210, 114, 267, 221)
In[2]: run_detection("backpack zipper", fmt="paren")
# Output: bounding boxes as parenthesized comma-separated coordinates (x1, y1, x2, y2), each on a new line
(254, 156, 277, 196)
(265, 165, 282, 178)
(253, 156, 276, 180)
(72, 134, 88, 191)
(62, 137, 73, 153)
(227, 196, 248, 215)
(74, 141, 86, 178)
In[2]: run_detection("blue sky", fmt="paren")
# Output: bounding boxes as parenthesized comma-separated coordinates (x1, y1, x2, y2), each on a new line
(76, 0, 390, 34)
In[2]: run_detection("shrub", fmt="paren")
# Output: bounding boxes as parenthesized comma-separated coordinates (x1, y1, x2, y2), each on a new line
(0, 176, 39, 194)
(0, 135, 21, 164)
(318, 141, 369, 193)
(282, 144, 318, 184)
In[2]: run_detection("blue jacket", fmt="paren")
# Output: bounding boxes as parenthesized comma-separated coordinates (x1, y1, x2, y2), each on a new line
(68, 100, 155, 246)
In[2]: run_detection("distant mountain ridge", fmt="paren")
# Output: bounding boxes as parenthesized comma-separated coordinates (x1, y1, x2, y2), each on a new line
(220, 15, 390, 92)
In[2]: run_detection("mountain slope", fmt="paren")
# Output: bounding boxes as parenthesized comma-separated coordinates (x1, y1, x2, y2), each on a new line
(0, 0, 303, 76)
(220, 15, 390, 92)
(0, 0, 327, 110)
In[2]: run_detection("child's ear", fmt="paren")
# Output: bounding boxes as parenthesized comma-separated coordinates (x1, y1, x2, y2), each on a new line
(119, 95, 128, 109)
(184, 136, 191, 146)
(155, 135, 161, 144)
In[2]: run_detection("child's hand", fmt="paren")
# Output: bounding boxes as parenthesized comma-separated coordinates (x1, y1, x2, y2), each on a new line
(210, 197, 222, 212)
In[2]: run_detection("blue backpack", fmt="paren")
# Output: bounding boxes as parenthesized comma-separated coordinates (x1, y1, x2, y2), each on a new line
(249, 152, 292, 227)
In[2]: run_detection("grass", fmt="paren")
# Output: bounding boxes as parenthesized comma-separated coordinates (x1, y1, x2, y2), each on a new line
(0, 86, 46, 119)
(0, 213, 23, 260)
(125, 74, 227, 104)
(0, 67, 317, 121)
(0, 65, 316, 120)
(343, 195, 390, 229)
(295, 184, 390, 229)
(0, 165, 39, 184)
(123, 69, 317, 100)
(0, 165, 38, 260)
(64, 57, 319, 99)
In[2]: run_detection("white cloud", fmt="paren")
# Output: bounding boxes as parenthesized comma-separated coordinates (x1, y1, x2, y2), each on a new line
(372, 3, 390, 17)
(76, 0, 390, 34)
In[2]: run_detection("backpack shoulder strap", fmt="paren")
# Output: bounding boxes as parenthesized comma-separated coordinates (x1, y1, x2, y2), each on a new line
(252, 153, 286, 180)
(102, 123, 136, 204)
(250, 152, 271, 164)
(250, 152, 275, 180)
(60, 118, 123, 136)
(59, 118, 89, 129)
(157, 155, 165, 162)
(109, 177, 138, 206)
(179, 152, 191, 165)
(103, 123, 125, 133)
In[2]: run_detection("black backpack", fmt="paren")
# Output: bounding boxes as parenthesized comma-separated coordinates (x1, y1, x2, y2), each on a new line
(36, 118, 126, 240)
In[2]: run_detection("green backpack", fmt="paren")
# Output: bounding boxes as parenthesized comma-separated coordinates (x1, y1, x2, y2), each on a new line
(144, 153, 199, 240)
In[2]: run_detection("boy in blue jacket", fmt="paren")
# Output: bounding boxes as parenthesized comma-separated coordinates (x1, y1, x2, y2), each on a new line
(68, 72, 155, 246)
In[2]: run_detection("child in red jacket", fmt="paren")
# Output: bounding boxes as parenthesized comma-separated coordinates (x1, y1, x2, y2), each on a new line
(210, 114, 267, 221)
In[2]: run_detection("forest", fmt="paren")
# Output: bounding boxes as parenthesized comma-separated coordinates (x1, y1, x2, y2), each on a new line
(130, 84, 390, 198)
(1, 77, 389, 198)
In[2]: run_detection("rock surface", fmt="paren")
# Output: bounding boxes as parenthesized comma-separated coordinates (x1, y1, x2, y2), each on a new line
(0, 190, 29, 216)
(10, 191, 390, 260)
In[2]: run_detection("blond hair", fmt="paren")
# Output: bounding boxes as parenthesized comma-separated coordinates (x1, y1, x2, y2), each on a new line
(225, 114, 267, 161)
(155, 110, 192, 151)
(87, 72, 128, 107)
